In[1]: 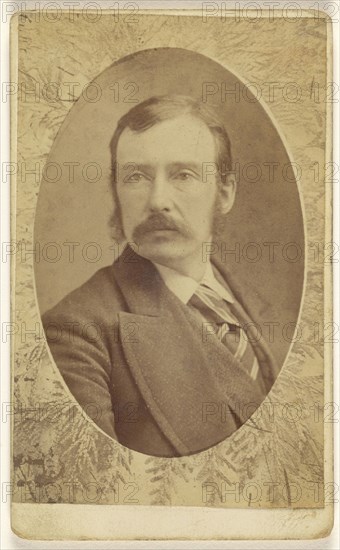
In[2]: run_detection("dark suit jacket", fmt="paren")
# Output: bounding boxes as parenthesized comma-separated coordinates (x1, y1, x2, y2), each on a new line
(42, 245, 279, 457)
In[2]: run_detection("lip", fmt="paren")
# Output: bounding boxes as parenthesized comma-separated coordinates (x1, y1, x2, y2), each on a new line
(140, 229, 179, 240)
(145, 228, 178, 233)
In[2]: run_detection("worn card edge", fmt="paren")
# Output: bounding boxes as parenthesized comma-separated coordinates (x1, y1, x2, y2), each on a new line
(9, 7, 335, 541)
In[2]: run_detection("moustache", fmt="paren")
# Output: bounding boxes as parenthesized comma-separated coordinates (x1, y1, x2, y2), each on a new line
(132, 214, 191, 241)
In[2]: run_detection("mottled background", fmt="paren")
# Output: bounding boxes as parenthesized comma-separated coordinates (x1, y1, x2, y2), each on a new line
(13, 11, 329, 508)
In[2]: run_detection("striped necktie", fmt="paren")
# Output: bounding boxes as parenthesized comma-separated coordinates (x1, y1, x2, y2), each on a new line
(189, 283, 259, 381)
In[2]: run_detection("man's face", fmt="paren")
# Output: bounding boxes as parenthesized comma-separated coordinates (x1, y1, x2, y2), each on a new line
(115, 114, 221, 270)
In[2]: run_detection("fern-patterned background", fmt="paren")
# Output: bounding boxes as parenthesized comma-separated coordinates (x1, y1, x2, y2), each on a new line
(12, 11, 329, 508)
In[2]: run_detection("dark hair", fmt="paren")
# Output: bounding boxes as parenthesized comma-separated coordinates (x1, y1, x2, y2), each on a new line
(109, 94, 233, 240)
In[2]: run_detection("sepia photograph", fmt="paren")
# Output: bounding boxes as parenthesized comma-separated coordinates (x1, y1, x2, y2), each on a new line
(36, 48, 304, 457)
(6, 2, 336, 541)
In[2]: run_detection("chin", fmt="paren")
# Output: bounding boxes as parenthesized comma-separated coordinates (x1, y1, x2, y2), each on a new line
(137, 235, 189, 264)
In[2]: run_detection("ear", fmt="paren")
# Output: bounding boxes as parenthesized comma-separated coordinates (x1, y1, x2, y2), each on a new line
(219, 172, 237, 214)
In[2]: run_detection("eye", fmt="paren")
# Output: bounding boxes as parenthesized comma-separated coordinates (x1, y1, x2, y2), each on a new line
(124, 172, 149, 183)
(173, 170, 197, 182)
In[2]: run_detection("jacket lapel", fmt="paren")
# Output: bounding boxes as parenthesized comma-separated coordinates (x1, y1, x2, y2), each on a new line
(113, 246, 266, 455)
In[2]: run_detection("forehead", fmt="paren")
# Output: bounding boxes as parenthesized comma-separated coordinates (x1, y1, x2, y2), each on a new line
(116, 114, 217, 165)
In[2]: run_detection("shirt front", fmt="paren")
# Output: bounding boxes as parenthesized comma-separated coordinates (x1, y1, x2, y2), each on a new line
(153, 260, 235, 306)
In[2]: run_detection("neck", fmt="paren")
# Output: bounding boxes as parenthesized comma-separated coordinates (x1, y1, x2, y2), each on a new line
(151, 242, 212, 282)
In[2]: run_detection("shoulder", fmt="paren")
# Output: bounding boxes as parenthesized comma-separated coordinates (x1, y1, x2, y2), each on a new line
(42, 264, 126, 329)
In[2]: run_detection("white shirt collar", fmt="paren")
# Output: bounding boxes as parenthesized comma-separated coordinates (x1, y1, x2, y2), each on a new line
(153, 260, 234, 305)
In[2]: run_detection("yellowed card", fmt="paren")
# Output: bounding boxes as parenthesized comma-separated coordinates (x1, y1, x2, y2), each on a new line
(9, 4, 334, 540)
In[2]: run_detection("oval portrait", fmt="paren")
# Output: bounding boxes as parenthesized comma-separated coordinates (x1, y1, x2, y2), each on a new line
(34, 48, 304, 457)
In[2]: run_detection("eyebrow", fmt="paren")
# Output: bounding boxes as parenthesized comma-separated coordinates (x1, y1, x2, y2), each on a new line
(121, 162, 203, 172)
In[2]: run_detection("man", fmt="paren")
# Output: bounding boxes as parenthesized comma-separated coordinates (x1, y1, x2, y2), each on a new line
(43, 95, 279, 457)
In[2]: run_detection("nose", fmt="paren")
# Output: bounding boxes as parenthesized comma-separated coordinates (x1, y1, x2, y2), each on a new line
(147, 171, 171, 213)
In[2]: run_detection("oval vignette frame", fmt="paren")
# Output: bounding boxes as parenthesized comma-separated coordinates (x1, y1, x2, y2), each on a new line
(34, 47, 305, 456)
